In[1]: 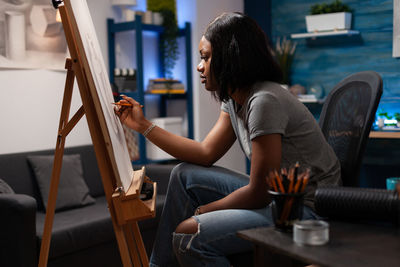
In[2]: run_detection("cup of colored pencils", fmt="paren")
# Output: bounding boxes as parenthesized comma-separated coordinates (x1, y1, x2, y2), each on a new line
(267, 163, 310, 232)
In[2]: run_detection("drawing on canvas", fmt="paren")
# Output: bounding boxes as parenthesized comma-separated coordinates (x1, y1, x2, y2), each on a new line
(69, 0, 134, 191)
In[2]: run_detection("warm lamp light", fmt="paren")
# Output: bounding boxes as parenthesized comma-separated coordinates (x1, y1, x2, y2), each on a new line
(56, 9, 62, 22)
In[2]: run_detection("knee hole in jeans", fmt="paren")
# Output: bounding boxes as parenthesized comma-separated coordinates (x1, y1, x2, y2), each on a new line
(173, 222, 201, 253)
(176, 217, 198, 234)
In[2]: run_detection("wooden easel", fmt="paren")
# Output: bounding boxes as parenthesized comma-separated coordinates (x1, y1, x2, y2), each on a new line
(38, 2, 156, 267)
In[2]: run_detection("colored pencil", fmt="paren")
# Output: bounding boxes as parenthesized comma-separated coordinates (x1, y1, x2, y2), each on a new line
(112, 102, 144, 108)
(288, 168, 295, 193)
(268, 172, 279, 192)
(274, 169, 285, 193)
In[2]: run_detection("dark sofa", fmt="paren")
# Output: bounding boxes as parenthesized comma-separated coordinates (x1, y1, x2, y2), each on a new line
(0, 145, 175, 267)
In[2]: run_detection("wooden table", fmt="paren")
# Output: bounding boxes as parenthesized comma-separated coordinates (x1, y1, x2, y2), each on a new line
(369, 131, 400, 139)
(237, 221, 400, 267)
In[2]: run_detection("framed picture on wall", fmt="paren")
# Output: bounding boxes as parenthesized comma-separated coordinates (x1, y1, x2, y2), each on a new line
(0, 0, 67, 70)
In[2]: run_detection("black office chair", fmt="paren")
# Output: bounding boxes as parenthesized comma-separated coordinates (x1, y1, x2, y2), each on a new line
(318, 71, 383, 187)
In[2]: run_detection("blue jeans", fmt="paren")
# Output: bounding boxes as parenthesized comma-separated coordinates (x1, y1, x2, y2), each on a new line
(149, 163, 318, 267)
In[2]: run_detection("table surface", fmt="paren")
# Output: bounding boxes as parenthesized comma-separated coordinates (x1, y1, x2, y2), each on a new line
(237, 221, 400, 267)
(369, 131, 400, 138)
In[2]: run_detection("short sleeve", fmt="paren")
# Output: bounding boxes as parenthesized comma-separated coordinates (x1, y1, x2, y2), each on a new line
(247, 93, 289, 140)
(221, 101, 229, 113)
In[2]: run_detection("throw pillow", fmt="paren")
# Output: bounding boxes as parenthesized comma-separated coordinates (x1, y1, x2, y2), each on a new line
(27, 154, 95, 211)
(0, 178, 14, 194)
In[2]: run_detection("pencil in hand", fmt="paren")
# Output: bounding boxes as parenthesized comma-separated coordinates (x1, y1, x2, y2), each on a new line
(112, 102, 132, 107)
(111, 102, 144, 108)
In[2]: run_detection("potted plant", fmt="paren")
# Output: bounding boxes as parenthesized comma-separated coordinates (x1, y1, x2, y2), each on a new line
(147, 0, 179, 79)
(273, 37, 297, 86)
(306, 0, 352, 33)
(159, 8, 179, 79)
(376, 109, 392, 129)
(394, 112, 400, 128)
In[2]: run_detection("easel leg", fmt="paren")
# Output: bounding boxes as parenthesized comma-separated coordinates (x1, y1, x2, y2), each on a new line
(124, 224, 142, 267)
(120, 222, 149, 267)
(131, 222, 150, 266)
(38, 59, 75, 267)
(113, 220, 135, 267)
(108, 215, 152, 267)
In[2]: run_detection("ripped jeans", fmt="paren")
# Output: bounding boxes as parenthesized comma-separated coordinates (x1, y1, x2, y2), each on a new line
(149, 163, 319, 267)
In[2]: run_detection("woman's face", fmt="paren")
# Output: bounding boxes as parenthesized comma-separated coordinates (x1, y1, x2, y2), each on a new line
(197, 36, 217, 91)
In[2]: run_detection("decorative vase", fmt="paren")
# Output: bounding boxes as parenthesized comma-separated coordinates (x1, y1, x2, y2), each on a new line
(305, 12, 352, 32)
(378, 118, 385, 129)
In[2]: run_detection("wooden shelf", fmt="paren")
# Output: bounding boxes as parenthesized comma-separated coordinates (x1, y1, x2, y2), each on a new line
(291, 30, 359, 39)
(112, 167, 157, 225)
(369, 131, 400, 139)
(298, 98, 325, 104)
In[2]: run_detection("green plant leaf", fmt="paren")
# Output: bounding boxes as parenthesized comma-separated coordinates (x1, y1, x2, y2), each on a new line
(159, 8, 179, 79)
(310, 0, 351, 15)
(147, 0, 176, 14)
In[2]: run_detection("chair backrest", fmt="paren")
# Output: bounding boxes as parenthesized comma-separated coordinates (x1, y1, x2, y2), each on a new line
(319, 71, 383, 187)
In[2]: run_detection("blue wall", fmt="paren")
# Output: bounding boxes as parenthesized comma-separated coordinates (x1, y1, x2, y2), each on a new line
(271, 0, 400, 116)
(245, 0, 271, 38)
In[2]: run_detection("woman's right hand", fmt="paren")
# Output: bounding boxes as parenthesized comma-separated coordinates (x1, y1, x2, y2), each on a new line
(114, 95, 151, 134)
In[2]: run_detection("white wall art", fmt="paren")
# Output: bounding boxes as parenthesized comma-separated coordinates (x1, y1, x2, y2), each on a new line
(0, 0, 67, 70)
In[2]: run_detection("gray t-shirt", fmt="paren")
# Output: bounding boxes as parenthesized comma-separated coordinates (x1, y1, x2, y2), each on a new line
(221, 81, 341, 208)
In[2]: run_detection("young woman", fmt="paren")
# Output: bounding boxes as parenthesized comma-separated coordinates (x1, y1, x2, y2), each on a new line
(116, 12, 341, 267)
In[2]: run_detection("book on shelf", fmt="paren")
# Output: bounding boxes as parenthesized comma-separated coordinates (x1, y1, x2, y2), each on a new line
(148, 89, 186, 94)
(297, 94, 317, 103)
(147, 78, 185, 94)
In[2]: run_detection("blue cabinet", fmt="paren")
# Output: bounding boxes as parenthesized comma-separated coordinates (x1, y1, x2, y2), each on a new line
(107, 15, 193, 164)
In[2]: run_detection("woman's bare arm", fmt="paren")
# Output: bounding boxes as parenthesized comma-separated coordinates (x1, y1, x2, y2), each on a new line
(116, 96, 236, 166)
(146, 112, 236, 166)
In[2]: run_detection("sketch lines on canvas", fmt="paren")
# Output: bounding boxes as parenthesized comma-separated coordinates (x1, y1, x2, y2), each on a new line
(69, 0, 134, 192)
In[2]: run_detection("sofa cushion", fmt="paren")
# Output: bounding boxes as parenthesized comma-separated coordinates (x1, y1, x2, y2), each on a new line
(0, 178, 14, 194)
(36, 196, 115, 259)
(27, 154, 95, 212)
(0, 152, 43, 207)
(35, 194, 166, 259)
(63, 145, 104, 197)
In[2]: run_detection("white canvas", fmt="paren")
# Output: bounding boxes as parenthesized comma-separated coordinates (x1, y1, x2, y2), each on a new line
(69, 0, 134, 192)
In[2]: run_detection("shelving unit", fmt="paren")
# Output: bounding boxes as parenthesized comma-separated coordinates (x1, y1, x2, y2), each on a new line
(291, 30, 359, 39)
(107, 15, 193, 164)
